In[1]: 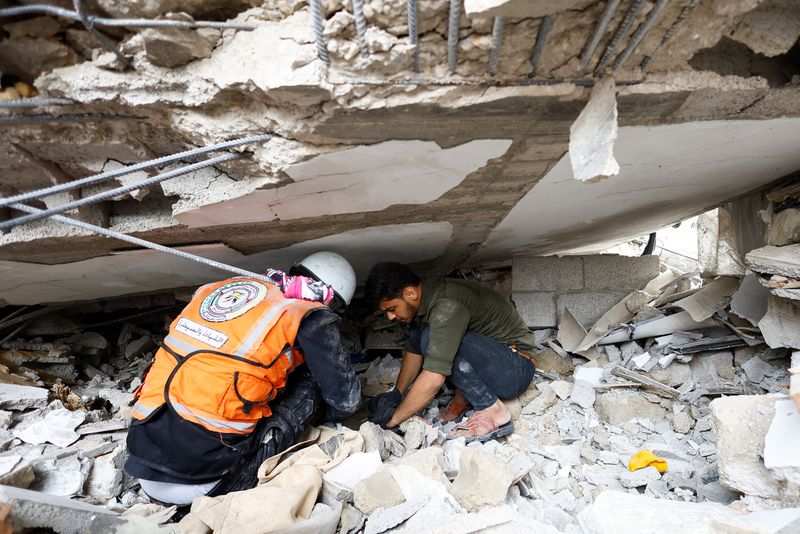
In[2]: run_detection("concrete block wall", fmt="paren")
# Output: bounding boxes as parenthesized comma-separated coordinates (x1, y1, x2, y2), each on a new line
(512, 255, 660, 329)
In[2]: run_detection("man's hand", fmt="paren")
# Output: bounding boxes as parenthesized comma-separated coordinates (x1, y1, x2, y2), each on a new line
(385, 370, 445, 428)
(366, 388, 402, 427)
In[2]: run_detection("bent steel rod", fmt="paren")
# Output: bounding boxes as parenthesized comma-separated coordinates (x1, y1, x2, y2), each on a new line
(612, 0, 670, 73)
(8, 203, 273, 283)
(1, 153, 242, 231)
(0, 134, 272, 209)
(0, 5, 257, 30)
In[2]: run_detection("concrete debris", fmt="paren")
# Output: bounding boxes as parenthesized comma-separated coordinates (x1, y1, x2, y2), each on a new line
(354, 468, 406, 515)
(569, 77, 620, 183)
(12, 401, 85, 448)
(449, 448, 514, 512)
(620, 465, 662, 488)
(140, 23, 220, 68)
(0, 485, 116, 534)
(0, 384, 48, 411)
(758, 297, 800, 349)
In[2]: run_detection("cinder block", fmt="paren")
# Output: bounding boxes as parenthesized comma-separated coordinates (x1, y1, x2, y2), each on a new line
(512, 256, 583, 292)
(557, 291, 627, 329)
(583, 255, 659, 291)
(513, 291, 557, 328)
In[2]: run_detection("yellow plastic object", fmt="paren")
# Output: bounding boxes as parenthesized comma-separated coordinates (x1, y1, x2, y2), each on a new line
(628, 450, 668, 474)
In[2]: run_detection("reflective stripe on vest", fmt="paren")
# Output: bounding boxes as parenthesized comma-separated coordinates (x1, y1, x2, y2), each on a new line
(132, 276, 323, 435)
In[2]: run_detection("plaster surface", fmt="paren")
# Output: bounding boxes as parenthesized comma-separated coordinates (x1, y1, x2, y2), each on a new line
(471, 117, 800, 263)
(0, 222, 452, 305)
(174, 140, 511, 227)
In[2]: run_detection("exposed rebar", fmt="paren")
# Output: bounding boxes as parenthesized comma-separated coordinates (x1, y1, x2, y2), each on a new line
(0, 5, 257, 30)
(407, 0, 420, 72)
(0, 134, 272, 209)
(0, 113, 138, 126)
(447, 0, 461, 73)
(488, 16, 505, 77)
(9, 203, 273, 283)
(640, 0, 700, 73)
(0, 98, 78, 108)
(1, 153, 242, 231)
(352, 0, 369, 57)
(612, 0, 670, 73)
(529, 14, 555, 78)
(577, 0, 621, 77)
(309, 0, 330, 65)
(73, 0, 131, 68)
(593, 0, 644, 75)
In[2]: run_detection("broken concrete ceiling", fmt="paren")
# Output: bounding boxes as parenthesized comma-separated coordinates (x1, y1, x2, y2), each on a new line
(1, 0, 800, 304)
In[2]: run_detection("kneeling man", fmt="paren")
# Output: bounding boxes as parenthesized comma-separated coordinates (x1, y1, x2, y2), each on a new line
(364, 262, 536, 442)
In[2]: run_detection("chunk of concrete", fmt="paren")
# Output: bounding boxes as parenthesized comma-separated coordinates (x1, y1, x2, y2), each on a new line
(570, 380, 596, 409)
(140, 25, 219, 68)
(323, 451, 382, 493)
(731, 273, 771, 326)
(711, 395, 800, 499)
(13, 402, 85, 448)
(353, 468, 406, 515)
(0, 485, 116, 533)
(742, 356, 775, 384)
(569, 77, 620, 183)
(85, 444, 125, 501)
(595, 390, 668, 426)
(577, 490, 743, 533)
(758, 297, 800, 349)
(30, 455, 88, 497)
(620, 466, 662, 488)
(363, 498, 429, 534)
(400, 448, 449, 486)
(512, 256, 583, 292)
(449, 448, 514, 512)
(746, 245, 800, 279)
(0, 384, 48, 410)
(766, 208, 800, 246)
(0, 456, 34, 489)
(550, 380, 573, 400)
(522, 383, 557, 415)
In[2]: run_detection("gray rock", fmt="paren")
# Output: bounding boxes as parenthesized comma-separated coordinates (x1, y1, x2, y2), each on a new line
(702, 481, 740, 504)
(569, 380, 596, 409)
(671, 411, 694, 434)
(0, 485, 116, 534)
(0, 384, 48, 411)
(741, 356, 775, 384)
(595, 390, 668, 426)
(550, 380, 573, 400)
(363, 498, 429, 534)
(141, 25, 219, 68)
(620, 466, 662, 488)
(400, 448, 449, 486)
(522, 384, 557, 415)
(354, 468, 406, 515)
(449, 448, 514, 511)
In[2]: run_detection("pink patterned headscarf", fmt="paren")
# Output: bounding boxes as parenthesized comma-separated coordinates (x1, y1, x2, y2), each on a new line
(265, 268, 334, 305)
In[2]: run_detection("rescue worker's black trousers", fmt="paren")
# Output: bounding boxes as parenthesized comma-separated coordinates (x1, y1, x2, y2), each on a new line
(207, 369, 322, 496)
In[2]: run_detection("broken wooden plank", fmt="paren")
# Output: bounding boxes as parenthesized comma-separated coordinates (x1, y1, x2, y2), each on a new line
(611, 365, 680, 399)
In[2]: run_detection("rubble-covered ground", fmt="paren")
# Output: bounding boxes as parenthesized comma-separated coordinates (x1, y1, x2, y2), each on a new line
(0, 187, 799, 533)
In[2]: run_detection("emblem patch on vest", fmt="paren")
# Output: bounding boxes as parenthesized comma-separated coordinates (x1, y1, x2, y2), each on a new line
(200, 281, 269, 323)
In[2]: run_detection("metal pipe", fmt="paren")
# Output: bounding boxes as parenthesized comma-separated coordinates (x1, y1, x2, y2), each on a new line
(352, 0, 369, 57)
(0, 98, 77, 108)
(0, 113, 138, 126)
(309, 0, 330, 65)
(8, 203, 274, 283)
(488, 16, 505, 76)
(0, 134, 272, 209)
(593, 0, 644, 75)
(577, 0, 621, 77)
(640, 0, 699, 73)
(1, 153, 242, 231)
(407, 0, 420, 72)
(612, 0, 670, 73)
(73, 0, 131, 68)
(447, 0, 461, 73)
(0, 5, 257, 30)
(529, 14, 555, 78)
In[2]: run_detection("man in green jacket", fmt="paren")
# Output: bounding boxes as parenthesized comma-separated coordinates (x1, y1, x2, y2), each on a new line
(363, 262, 537, 442)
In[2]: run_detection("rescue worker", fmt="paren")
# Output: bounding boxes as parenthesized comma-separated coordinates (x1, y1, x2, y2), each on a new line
(363, 262, 536, 442)
(124, 251, 361, 506)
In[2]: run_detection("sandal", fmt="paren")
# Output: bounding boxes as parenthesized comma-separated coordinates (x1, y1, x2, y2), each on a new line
(438, 396, 469, 423)
(447, 411, 514, 443)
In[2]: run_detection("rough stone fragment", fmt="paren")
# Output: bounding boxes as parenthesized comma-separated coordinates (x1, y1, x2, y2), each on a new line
(569, 380, 596, 409)
(390, 465, 459, 509)
(533, 347, 575, 376)
(449, 448, 514, 512)
(729, 0, 800, 57)
(400, 448, 449, 486)
(742, 356, 775, 384)
(731, 273, 771, 326)
(354, 468, 406, 515)
(140, 25, 219, 68)
(569, 77, 620, 183)
(689, 350, 735, 386)
(582, 464, 624, 487)
(522, 384, 557, 415)
(746, 245, 800, 279)
(30, 455, 89, 497)
(0, 485, 116, 534)
(702, 481, 740, 504)
(85, 444, 125, 500)
(671, 411, 694, 434)
(550, 380, 573, 400)
(758, 296, 800, 349)
(0, 384, 48, 410)
(620, 466, 662, 488)
(0, 455, 34, 488)
(363, 498, 429, 534)
(766, 208, 800, 246)
(711, 395, 800, 499)
(13, 402, 85, 448)
(595, 390, 668, 426)
(0, 37, 80, 81)
(399, 416, 428, 451)
(442, 438, 465, 479)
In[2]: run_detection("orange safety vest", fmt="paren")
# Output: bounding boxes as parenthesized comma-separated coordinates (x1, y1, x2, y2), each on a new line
(131, 277, 323, 435)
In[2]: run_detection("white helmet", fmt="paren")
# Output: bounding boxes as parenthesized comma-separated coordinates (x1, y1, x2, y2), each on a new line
(296, 251, 356, 305)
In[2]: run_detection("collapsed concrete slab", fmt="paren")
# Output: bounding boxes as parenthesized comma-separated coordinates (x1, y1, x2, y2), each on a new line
(0, 485, 117, 534)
